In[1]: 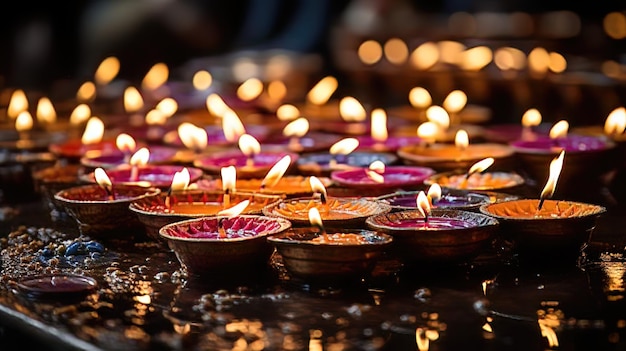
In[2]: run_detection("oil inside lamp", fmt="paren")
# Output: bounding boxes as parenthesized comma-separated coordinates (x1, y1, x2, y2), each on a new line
(282, 117, 309, 151)
(129, 147, 150, 182)
(538, 150, 565, 210)
(165, 167, 190, 209)
(238, 133, 261, 168)
(261, 155, 292, 189)
(309, 175, 328, 204)
(94, 167, 114, 200)
(329, 137, 359, 168)
(221, 165, 237, 208)
(216, 199, 250, 238)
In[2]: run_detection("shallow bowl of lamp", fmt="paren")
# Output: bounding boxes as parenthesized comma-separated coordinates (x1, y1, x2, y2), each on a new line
(54, 184, 161, 238)
(158, 215, 292, 275)
(479, 199, 607, 259)
(397, 143, 516, 173)
(424, 170, 526, 192)
(129, 190, 284, 241)
(267, 227, 393, 282)
(262, 196, 392, 229)
(366, 209, 499, 264)
(32, 163, 86, 220)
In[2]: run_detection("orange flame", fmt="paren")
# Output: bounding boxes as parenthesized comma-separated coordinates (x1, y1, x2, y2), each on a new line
(443, 90, 468, 113)
(371, 109, 388, 142)
(36, 97, 56, 124)
(94, 56, 120, 85)
(426, 105, 450, 130)
(177, 122, 208, 151)
(604, 107, 626, 135)
(238, 134, 261, 157)
(339, 97, 366, 122)
(262, 155, 292, 188)
(329, 138, 359, 155)
(366, 170, 385, 183)
(7, 89, 28, 119)
(309, 176, 328, 203)
(409, 87, 432, 110)
(427, 183, 442, 204)
(416, 191, 431, 219)
(155, 97, 178, 118)
(540, 150, 565, 200)
(237, 78, 264, 101)
(417, 121, 441, 144)
(123, 86, 144, 113)
(468, 157, 495, 175)
(170, 167, 190, 191)
(206, 93, 232, 118)
(94, 167, 112, 188)
(549, 120, 569, 139)
(81, 117, 105, 145)
(142, 62, 169, 91)
(307, 76, 338, 105)
(455, 129, 469, 150)
(116, 133, 137, 154)
(217, 199, 250, 218)
(308, 207, 325, 232)
(283, 117, 309, 138)
(276, 104, 300, 121)
(129, 147, 150, 166)
(69, 104, 91, 125)
(15, 111, 33, 132)
(221, 166, 237, 193)
(521, 108, 542, 127)
(368, 160, 386, 173)
(222, 110, 246, 142)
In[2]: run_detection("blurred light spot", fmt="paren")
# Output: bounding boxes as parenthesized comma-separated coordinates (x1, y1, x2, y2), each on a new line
(384, 38, 409, 65)
(438, 41, 465, 65)
(458, 46, 492, 71)
(494, 47, 527, 70)
(192, 70, 212, 90)
(548, 52, 567, 73)
(604, 12, 626, 39)
(410, 42, 439, 70)
(358, 40, 383, 65)
(528, 47, 550, 75)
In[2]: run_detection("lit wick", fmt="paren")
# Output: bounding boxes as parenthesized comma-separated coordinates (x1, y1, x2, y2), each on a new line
(94, 167, 115, 200)
(309, 176, 327, 205)
(129, 147, 150, 182)
(260, 155, 292, 190)
(463, 157, 495, 185)
(216, 200, 250, 238)
(549, 120, 569, 150)
(416, 121, 439, 150)
(308, 207, 329, 242)
(221, 165, 236, 208)
(538, 150, 565, 211)
(165, 167, 190, 210)
(416, 191, 431, 225)
(283, 117, 309, 153)
(238, 133, 261, 169)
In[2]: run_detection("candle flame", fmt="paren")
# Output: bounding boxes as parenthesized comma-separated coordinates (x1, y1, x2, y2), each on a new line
(443, 90, 468, 113)
(237, 77, 264, 101)
(94, 56, 120, 85)
(415, 328, 429, 351)
(36, 97, 56, 124)
(124, 86, 144, 113)
(409, 87, 432, 110)
(217, 199, 250, 218)
(604, 107, 626, 135)
(116, 133, 137, 153)
(417, 122, 441, 143)
(15, 111, 33, 132)
(384, 38, 409, 65)
(358, 40, 383, 65)
(330, 137, 359, 155)
(276, 104, 300, 121)
(308, 207, 324, 231)
(307, 76, 338, 105)
(155, 97, 178, 118)
(177, 122, 208, 151)
(455, 129, 469, 150)
(145, 109, 167, 125)
(549, 120, 569, 139)
(339, 96, 366, 122)
(76, 81, 96, 102)
(142, 62, 169, 91)
(94, 167, 112, 188)
(238, 133, 261, 157)
(81, 117, 105, 145)
(206, 93, 231, 118)
(426, 105, 450, 130)
(170, 167, 190, 191)
(458, 46, 493, 71)
(427, 183, 442, 204)
(222, 110, 246, 142)
(468, 157, 495, 175)
(410, 41, 440, 70)
(7, 89, 28, 119)
(283, 117, 309, 137)
(309, 176, 327, 202)
(416, 191, 431, 219)
(192, 70, 212, 90)
(70, 104, 91, 125)
(540, 150, 565, 200)
(129, 147, 150, 166)
(267, 80, 287, 102)
(521, 108, 542, 127)
(366, 170, 385, 183)
(368, 160, 386, 173)
(539, 320, 560, 348)
(221, 165, 237, 193)
(371, 108, 388, 142)
(262, 155, 292, 188)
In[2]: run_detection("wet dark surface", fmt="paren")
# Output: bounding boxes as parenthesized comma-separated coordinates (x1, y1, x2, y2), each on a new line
(0, 173, 625, 351)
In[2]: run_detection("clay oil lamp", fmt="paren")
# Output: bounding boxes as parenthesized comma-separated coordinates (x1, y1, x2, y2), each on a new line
(397, 126, 515, 172)
(262, 117, 341, 153)
(267, 207, 393, 283)
(79, 133, 178, 171)
(479, 150, 607, 259)
(483, 108, 552, 143)
(116, 97, 180, 144)
(193, 132, 299, 179)
(354, 108, 422, 152)
(196, 155, 334, 198)
(158, 199, 292, 275)
(262, 175, 392, 228)
(424, 157, 525, 192)
(377, 182, 492, 212)
(296, 137, 398, 177)
(54, 167, 161, 238)
(329, 160, 436, 197)
(80, 147, 204, 190)
(129, 167, 283, 241)
(366, 190, 499, 264)
(49, 116, 119, 163)
(510, 119, 617, 190)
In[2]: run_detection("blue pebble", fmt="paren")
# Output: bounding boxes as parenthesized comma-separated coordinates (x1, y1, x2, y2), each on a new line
(65, 242, 86, 256)
(41, 248, 53, 257)
(85, 241, 104, 253)
(90, 252, 102, 259)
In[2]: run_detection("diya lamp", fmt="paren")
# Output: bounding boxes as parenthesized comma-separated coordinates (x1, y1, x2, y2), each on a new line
(355, 108, 422, 152)
(80, 147, 204, 190)
(195, 154, 333, 198)
(313, 96, 370, 136)
(0, 108, 67, 152)
(118, 97, 179, 144)
(262, 175, 392, 228)
(158, 198, 292, 275)
(397, 126, 515, 172)
(442, 89, 491, 126)
(54, 167, 161, 238)
(129, 167, 283, 241)
(366, 190, 500, 264)
(296, 136, 398, 177)
(267, 207, 394, 283)
(483, 108, 552, 143)
(49, 116, 119, 163)
(479, 150, 607, 259)
(386, 86, 432, 123)
(510, 119, 617, 190)
(329, 159, 436, 197)
(194, 132, 298, 179)
(424, 157, 525, 193)
(377, 182, 492, 212)
(263, 117, 340, 153)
